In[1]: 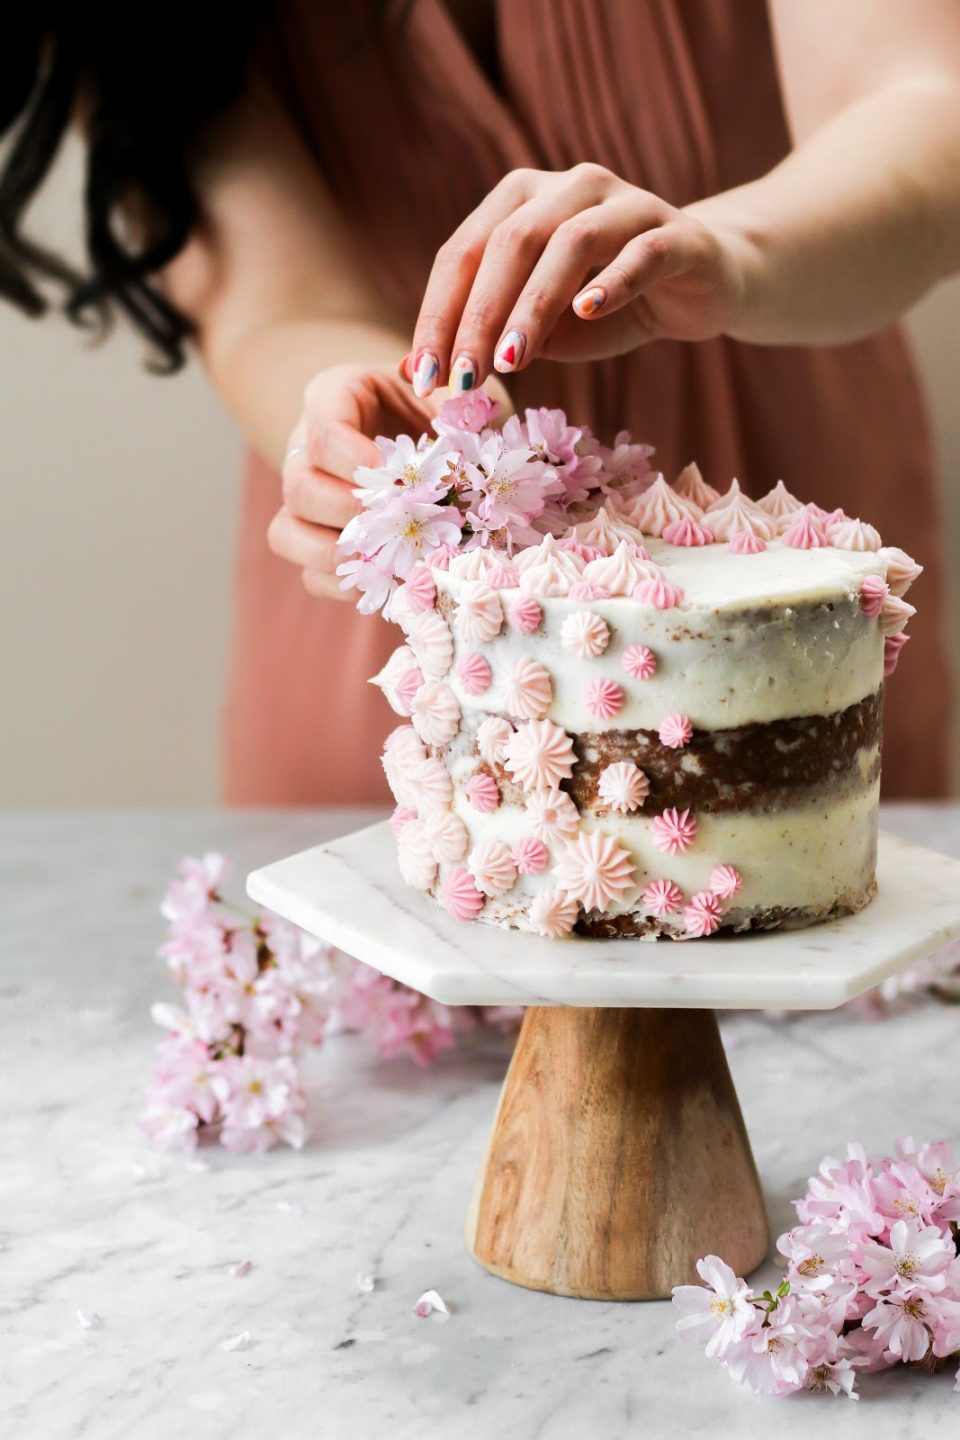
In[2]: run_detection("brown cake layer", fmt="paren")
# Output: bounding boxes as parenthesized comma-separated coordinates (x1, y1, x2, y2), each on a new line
(440, 691, 881, 816)
(568, 691, 882, 814)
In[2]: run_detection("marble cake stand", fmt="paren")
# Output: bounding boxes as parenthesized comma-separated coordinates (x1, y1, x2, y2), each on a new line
(248, 824, 960, 1302)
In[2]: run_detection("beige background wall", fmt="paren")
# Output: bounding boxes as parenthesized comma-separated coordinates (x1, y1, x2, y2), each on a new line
(1, 135, 957, 806)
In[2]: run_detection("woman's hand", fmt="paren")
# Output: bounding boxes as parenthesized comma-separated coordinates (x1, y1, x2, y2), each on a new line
(406, 163, 753, 397)
(268, 363, 442, 601)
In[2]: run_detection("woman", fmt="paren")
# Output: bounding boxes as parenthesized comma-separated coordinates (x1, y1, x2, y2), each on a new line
(4, 1, 959, 802)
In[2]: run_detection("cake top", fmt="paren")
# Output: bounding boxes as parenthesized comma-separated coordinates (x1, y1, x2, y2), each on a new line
(435, 510, 899, 612)
(337, 392, 920, 656)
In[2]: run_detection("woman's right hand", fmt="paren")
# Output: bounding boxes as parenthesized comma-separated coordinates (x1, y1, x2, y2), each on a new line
(268, 362, 441, 600)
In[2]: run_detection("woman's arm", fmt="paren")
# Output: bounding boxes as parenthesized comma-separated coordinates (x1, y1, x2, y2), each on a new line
(161, 79, 409, 468)
(160, 79, 454, 600)
(406, 0, 960, 394)
(695, 0, 960, 343)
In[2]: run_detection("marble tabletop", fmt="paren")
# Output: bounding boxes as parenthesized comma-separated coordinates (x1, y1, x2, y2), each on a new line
(3, 805, 960, 1440)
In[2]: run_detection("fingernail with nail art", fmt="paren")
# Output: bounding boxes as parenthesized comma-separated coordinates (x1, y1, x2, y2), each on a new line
(574, 287, 606, 317)
(494, 330, 525, 374)
(449, 353, 476, 393)
(412, 350, 439, 397)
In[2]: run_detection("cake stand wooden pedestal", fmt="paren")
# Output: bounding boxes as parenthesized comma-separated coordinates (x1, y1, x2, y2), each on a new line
(248, 825, 960, 1302)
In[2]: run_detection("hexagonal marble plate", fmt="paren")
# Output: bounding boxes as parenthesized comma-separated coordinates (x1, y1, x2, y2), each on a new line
(247, 824, 960, 1010)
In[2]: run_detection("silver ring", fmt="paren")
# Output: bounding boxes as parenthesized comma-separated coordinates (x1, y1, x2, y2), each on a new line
(282, 444, 307, 474)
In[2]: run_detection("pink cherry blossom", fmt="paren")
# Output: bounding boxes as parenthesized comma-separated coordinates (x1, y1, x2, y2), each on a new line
(672, 1255, 757, 1358)
(859, 1219, 953, 1297)
(435, 389, 500, 434)
(678, 1134, 960, 1402)
(723, 1296, 813, 1395)
(861, 1292, 936, 1362)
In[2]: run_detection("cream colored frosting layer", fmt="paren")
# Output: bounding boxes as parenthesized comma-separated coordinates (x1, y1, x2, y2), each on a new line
(444, 780, 879, 933)
(435, 548, 885, 731)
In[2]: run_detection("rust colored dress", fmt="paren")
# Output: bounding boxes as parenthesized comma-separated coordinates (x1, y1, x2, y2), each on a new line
(224, 0, 950, 804)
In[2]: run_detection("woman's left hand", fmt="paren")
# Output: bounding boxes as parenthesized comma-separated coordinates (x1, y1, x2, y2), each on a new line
(406, 163, 753, 397)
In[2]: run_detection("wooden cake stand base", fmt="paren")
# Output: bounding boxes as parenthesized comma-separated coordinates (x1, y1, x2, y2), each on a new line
(248, 824, 960, 1303)
(466, 1006, 767, 1300)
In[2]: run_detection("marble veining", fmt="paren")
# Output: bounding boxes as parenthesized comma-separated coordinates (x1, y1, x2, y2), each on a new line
(3, 808, 960, 1440)
(247, 825, 960, 1009)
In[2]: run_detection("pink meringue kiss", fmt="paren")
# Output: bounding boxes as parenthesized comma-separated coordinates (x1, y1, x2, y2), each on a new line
(528, 886, 579, 938)
(389, 805, 418, 836)
(466, 772, 500, 812)
(568, 581, 613, 601)
(883, 632, 910, 677)
(622, 644, 657, 680)
(651, 807, 698, 855)
(585, 678, 625, 720)
(661, 515, 714, 547)
(394, 666, 424, 715)
(511, 836, 550, 875)
(509, 595, 542, 633)
(597, 760, 649, 813)
(709, 864, 742, 899)
(404, 564, 437, 614)
(428, 543, 458, 571)
(443, 867, 485, 921)
(683, 891, 723, 937)
(859, 574, 889, 619)
(728, 529, 767, 555)
(486, 561, 520, 589)
(553, 831, 636, 912)
(560, 610, 610, 659)
(632, 577, 684, 609)
(781, 506, 827, 550)
(559, 536, 602, 563)
(658, 713, 693, 749)
(468, 840, 518, 897)
(878, 546, 923, 597)
(879, 593, 916, 637)
(456, 653, 492, 696)
(642, 878, 682, 917)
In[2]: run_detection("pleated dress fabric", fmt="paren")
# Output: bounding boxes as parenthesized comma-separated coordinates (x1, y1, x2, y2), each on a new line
(224, 0, 950, 804)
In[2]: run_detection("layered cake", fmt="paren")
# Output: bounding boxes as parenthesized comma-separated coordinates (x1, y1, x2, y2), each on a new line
(350, 410, 920, 939)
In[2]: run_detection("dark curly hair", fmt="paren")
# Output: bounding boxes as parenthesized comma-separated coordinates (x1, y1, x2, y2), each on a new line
(0, 4, 277, 373)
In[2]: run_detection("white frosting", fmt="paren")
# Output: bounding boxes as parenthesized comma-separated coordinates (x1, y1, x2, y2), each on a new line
(445, 780, 879, 931)
(381, 489, 904, 938)
(437, 540, 885, 730)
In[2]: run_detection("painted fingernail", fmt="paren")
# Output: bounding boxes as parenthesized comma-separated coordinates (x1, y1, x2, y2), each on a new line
(494, 329, 525, 374)
(574, 286, 606, 317)
(412, 349, 439, 397)
(449, 353, 477, 393)
(398, 351, 413, 382)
